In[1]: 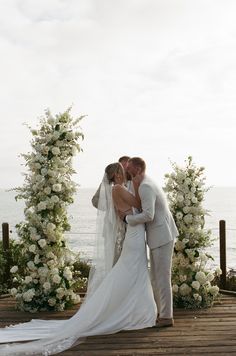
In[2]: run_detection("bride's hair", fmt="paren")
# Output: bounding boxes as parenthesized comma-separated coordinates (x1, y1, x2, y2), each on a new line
(105, 162, 124, 184)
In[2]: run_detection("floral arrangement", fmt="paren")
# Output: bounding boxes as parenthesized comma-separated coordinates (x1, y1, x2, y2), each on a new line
(10, 108, 86, 312)
(164, 156, 221, 308)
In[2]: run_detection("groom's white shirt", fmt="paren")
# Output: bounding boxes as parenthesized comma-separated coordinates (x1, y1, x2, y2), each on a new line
(126, 175, 179, 249)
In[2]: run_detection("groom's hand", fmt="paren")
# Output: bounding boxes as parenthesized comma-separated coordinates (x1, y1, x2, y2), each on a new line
(117, 210, 127, 222)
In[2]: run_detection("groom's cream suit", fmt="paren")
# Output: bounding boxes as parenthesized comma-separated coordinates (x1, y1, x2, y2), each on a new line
(126, 175, 179, 319)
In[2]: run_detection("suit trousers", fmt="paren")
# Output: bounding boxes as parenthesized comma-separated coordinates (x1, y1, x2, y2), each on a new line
(149, 240, 174, 319)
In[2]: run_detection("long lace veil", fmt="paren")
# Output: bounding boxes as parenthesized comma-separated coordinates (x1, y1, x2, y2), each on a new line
(0, 173, 120, 355)
(86, 173, 118, 298)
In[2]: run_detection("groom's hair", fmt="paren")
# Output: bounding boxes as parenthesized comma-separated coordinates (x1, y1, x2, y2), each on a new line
(129, 157, 146, 172)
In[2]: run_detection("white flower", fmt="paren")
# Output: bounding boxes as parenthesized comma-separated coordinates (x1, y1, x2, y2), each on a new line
(207, 273, 214, 282)
(177, 194, 184, 203)
(10, 266, 18, 273)
(51, 195, 59, 203)
(38, 239, 47, 248)
(175, 240, 185, 251)
(27, 261, 36, 270)
(183, 214, 193, 224)
(10, 288, 18, 296)
(191, 281, 200, 290)
(56, 287, 65, 299)
(46, 223, 56, 232)
(43, 282, 51, 291)
(172, 284, 179, 293)
(63, 267, 73, 281)
(37, 201, 47, 211)
(183, 207, 190, 214)
(52, 184, 62, 192)
(179, 275, 187, 282)
(34, 254, 41, 264)
(48, 298, 57, 307)
(46, 251, 56, 259)
(51, 267, 59, 275)
(71, 293, 80, 304)
(29, 244, 37, 253)
(176, 212, 183, 220)
(215, 267, 222, 276)
(52, 274, 61, 284)
(195, 271, 207, 285)
(209, 285, 219, 296)
(38, 267, 48, 277)
(44, 187, 51, 195)
(25, 276, 33, 284)
(191, 197, 198, 204)
(193, 293, 202, 302)
(41, 168, 48, 176)
(179, 283, 192, 296)
(51, 147, 60, 155)
(23, 289, 35, 302)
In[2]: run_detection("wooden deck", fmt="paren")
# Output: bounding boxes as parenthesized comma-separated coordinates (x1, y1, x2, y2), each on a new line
(1, 293, 236, 355)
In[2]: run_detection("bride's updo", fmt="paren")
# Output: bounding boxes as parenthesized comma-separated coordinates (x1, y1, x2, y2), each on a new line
(105, 162, 124, 184)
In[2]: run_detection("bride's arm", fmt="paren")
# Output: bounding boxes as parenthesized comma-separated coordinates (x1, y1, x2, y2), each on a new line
(112, 184, 141, 210)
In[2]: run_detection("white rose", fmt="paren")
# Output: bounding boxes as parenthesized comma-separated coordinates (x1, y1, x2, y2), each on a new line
(177, 194, 184, 203)
(63, 267, 73, 281)
(193, 293, 202, 302)
(52, 274, 61, 284)
(195, 271, 207, 285)
(215, 267, 222, 276)
(10, 266, 18, 273)
(25, 276, 33, 284)
(29, 244, 37, 253)
(51, 147, 60, 155)
(10, 288, 18, 296)
(51, 195, 59, 203)
(34, 255, 41, 264)
(48, 298, 56, 307)
(38, 239, 47, 248)
(207, 273, 215, 282)
(52, 184, 62, 192)
(37, 201, 47, 211)
(172, 284, 179, 293)
(176, 212, 183, 220)
(44, 187, 51, 195)
(179, 275, 187, 282)
(46, 223, 56, 232)
(179, 283, 192, 296)
(38, 267, 48, 277)
(27, 261, 36, 270)
(43, 282, 51, 291)
(191, 281, 200, 290)
(191, 197, 198, 204)
(209, 285, 219, 296)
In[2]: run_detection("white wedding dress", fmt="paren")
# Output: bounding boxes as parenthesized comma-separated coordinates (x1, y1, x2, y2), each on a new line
(0, 215, 157, 355)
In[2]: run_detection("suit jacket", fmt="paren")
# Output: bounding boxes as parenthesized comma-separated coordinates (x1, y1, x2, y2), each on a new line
(126, 175, 179, 249)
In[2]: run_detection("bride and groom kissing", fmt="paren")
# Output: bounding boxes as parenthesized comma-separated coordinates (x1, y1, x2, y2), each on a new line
(0, 156, 178, 355)
(92, 156, 179, 328)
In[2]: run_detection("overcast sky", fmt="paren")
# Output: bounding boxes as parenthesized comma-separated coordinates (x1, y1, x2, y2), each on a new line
(1, 0, 236, 189)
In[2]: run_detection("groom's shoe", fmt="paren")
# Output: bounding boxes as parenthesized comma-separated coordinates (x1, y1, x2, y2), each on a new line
(155, 318, 174, 328)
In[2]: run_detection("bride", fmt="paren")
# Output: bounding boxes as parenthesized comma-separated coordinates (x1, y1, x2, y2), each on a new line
(0, 162, 157, 355)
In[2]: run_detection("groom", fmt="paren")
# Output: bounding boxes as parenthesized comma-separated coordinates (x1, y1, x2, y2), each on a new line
(119, 157, 179, 328)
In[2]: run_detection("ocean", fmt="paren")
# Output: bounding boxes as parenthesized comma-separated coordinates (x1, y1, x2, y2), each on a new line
(0, 187, 236, 269)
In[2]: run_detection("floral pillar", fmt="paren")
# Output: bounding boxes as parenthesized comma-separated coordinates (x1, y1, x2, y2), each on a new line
(10, 108, 85, 312)
(164, 156, 221, 308)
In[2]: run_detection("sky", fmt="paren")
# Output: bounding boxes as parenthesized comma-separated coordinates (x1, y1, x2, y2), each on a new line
(1, 0, 236, 189)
